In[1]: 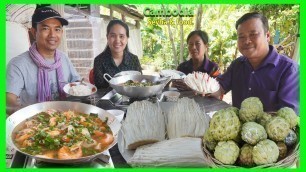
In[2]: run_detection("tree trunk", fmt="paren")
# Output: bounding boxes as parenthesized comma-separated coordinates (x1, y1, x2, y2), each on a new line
(162, 4, 177, 67)
(194, 4, 203, 30)
(178, 5, 184, 65)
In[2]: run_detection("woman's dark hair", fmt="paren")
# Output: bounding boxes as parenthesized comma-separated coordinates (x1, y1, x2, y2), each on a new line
(104, 19, 130, 53)
(187, 30, 209, 59)
(235, 12, 269, 33)
(187, 30, 209, 45)
(106, 19, 130, 37)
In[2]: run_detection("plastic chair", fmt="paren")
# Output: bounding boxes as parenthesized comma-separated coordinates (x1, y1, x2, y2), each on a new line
(89, 69, 94, 84)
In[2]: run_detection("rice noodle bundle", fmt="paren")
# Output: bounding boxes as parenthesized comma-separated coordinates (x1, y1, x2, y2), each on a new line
(167, 97, 209, 139)
(184, 72, 220, 93)
(121, 100, 166, 149)
(128, 137, 207, 167)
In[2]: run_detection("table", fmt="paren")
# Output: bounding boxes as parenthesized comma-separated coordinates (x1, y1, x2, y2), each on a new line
(7, 88, 230, 168)
(77, 87, 231, 168)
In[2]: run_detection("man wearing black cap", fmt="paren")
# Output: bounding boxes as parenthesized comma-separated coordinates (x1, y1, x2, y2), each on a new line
(6, 7, 80, 115)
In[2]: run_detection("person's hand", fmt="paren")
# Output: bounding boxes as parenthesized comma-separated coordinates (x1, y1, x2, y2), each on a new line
(194, 91, 207, 97)
(207, 88, 224, 100)
(171, 80, 191, 91)
(172, 80, 210, 97)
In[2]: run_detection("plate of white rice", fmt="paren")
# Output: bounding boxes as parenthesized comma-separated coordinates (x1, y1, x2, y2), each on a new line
(63, 82, 97, 97)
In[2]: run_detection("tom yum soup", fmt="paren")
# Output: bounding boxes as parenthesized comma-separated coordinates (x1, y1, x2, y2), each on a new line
(12, 109, 114, 159)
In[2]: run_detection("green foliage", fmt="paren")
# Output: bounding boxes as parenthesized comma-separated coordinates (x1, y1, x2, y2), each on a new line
(250, 5, 299, 57)
(141, 23, 164, 57)
(139, 4, 196, 70)
(138, 4, 299, 72)
(198, 5, 248, 71)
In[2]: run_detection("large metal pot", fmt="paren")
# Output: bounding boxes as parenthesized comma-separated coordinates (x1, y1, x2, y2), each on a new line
(103, 74, 171, 98)
(6, 101, 121, 164)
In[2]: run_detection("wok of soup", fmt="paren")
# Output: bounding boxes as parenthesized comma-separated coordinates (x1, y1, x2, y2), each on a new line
(12, 109, 114, 160)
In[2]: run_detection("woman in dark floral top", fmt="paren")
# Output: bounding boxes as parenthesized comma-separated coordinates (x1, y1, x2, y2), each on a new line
(93, 20, 142, 88)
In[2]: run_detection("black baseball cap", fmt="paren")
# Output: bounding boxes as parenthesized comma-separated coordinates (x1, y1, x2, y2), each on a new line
(32, 7, 68, 27)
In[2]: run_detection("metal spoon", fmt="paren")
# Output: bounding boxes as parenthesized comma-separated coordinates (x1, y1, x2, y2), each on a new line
(80, 78, 87, 86)
(94, 153, 110, 164)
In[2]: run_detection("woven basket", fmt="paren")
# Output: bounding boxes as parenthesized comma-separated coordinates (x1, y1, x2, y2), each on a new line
(203, 141, 299, 168)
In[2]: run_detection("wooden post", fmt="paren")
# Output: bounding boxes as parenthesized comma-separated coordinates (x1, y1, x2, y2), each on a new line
(110, 5, 113, 20)
(90, 4, 100, 17)
(135, 20, 140, 29)
(121, 14, 126, 22)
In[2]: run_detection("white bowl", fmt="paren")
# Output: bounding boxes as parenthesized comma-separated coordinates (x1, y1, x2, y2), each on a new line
(157, 90, 181, 102)
(63, 82, 97, 97)
(107, 109, 125, 122)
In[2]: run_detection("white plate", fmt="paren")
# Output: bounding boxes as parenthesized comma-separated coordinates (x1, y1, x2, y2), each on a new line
(107, 109, 125, 123)
(114, 71, 141, 77)
(160, 70, 186, 80)
(118, 102, 216, 163)
(118, 130, 134, 162)
(206, 111, 217, 118)
(63, 82, 97, 97)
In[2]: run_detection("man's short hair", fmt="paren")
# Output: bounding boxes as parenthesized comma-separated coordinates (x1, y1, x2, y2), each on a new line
(235, 12, 269, 33)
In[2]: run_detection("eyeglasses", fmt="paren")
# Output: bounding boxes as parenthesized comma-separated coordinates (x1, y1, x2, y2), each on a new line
(238, 32, 261, 42)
